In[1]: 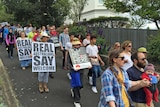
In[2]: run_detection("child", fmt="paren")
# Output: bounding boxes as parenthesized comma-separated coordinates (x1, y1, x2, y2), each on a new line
(142, 63, 159, 106)
(6, 28, 16, 59)
(68, 38, 84, 107)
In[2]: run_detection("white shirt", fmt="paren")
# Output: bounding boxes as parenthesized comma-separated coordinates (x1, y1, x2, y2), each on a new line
(122, 54, 133, 71)
(86, 44, 99, 65)
(86, 45, 98, 57)
(83, 39, 90, 46)
(65, 42, 72, 51)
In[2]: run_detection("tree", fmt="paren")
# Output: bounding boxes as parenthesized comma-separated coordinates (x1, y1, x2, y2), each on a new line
(0, 0, 14, 22)
(69, 0, 88, 23)
(2, 0, 70, 27)
(130, 17, 146, 29)
(103, 0, 160, 29)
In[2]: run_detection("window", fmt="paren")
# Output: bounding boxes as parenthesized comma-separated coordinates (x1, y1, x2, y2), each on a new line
(99, 0, 104, 4)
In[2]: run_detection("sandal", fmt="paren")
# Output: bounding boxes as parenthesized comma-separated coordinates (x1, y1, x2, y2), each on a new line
(39, 86, 44, 93)
(44, 87, 49, 93)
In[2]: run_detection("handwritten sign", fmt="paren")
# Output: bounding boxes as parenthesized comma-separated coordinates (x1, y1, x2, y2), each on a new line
(50, 36, 60, 47)
(16, 38, 32, 60)
(32, 42, 56, 72)
(69, 47, 91, 70)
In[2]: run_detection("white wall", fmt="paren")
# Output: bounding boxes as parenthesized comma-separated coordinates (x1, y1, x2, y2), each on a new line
(64, 0, 123, 24)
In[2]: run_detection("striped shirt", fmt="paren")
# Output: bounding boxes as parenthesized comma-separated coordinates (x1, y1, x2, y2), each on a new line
(99, 67, 132, 107)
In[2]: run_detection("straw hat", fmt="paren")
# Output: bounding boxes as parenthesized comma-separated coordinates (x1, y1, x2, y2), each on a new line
(72, 38, 81, 45)
(41, 32, 50, 38)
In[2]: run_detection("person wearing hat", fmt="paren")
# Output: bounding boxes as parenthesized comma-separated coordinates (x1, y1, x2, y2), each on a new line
(67, 37, 84, 107)
(141, 63, 159, 106)
(38, 32, 51, 93)
(138, 47, 149, 66)
(138, 47, 148, 57)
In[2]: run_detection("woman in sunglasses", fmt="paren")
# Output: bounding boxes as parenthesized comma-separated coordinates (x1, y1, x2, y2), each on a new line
(98, 49, 147, 107)
(121, 40, 133, 71)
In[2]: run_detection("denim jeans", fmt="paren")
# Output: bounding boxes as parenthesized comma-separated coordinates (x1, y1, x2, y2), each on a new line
(91, 65, 101, 86)
(38, 72, 49, 83)
(20, 59, 32, 67)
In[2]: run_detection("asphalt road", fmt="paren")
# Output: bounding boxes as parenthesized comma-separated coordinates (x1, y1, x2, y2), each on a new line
(0, 44, 159, 107)
(0, 45, 101, 107)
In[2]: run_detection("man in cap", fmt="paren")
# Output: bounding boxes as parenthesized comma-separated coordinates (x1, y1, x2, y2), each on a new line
(138, 47, 148, 65)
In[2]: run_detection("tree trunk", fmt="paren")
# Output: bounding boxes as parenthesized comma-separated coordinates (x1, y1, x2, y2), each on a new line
(154, 20, 160, 29)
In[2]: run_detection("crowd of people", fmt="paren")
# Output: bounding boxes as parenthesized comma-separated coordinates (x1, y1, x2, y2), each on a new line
(0, 23, 159, 107)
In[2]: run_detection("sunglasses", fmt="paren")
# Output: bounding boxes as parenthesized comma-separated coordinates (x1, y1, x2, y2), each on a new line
(127, 45, 132, 47)
(138, 58, 146, 61)
(117, 56, 125, 60)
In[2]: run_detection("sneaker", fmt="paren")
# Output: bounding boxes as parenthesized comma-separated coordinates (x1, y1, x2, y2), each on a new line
(22, 67, 26, 70)
(67, 73, 71, 80)
(49, 74, 54, 79)
(89, 76, 93, 85)
(10, 56, 13, 59)
(92, 86, 98, 93)
(74, 102, 81, 107)
(71, 89, 74, 97)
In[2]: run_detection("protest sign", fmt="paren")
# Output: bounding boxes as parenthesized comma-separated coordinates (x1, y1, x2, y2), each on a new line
(16, 38, 32, 60)
(69, 47, 91, 70)
(50, 36, 60, 47)
(32, 42, 56, 72)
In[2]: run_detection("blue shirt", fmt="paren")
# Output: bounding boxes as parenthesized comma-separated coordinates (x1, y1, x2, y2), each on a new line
(3, 27, 9, 39)
(127, 65, 146, 103)
(59, 32, 70, 48)
(99, 67, 132, 107)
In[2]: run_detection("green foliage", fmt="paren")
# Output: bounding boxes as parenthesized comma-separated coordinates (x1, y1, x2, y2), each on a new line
(0, 1, 14, 22)
(69, 25, 87, 37)
(1, 0, 70, 27)
(88, 16, 129, 23)
(68, 24, 108, 54)
(103, 0, 130, 13)
(147, 31, 160, 63)
(129, 17, 146, 29)
(103, 0, 160, 29)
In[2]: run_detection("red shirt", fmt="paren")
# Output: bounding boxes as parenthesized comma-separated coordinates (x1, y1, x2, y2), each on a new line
(50, 30, 57, 36)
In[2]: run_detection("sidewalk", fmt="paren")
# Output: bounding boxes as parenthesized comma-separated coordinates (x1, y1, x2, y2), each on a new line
(0, 58, 21, 107)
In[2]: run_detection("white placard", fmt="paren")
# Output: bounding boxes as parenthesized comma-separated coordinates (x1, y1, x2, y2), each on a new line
(69, 47, 92, 70)
(16, 38, 32, 60)
(32, 42, 56, 72)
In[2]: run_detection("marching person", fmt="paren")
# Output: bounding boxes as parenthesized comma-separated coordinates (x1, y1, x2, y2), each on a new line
(67, 37, 85, 107)
(86, 36, 104, 93)
(59, 27, 70, 69)
(121, 40, 133, 71)
(6, 28, 16, 59)
(99, 50, 151, 107)
(16, 31, 32, 70)
(37, 32, 51, 93)
(127, 52, 153, 107)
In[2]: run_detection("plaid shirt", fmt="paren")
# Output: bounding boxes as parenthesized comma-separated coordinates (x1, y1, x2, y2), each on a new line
(98, 67, 132, 107)
(59, 32, 70, 48)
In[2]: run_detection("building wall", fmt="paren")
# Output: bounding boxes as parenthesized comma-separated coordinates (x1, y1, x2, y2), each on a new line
(64, 0, 124, 24)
